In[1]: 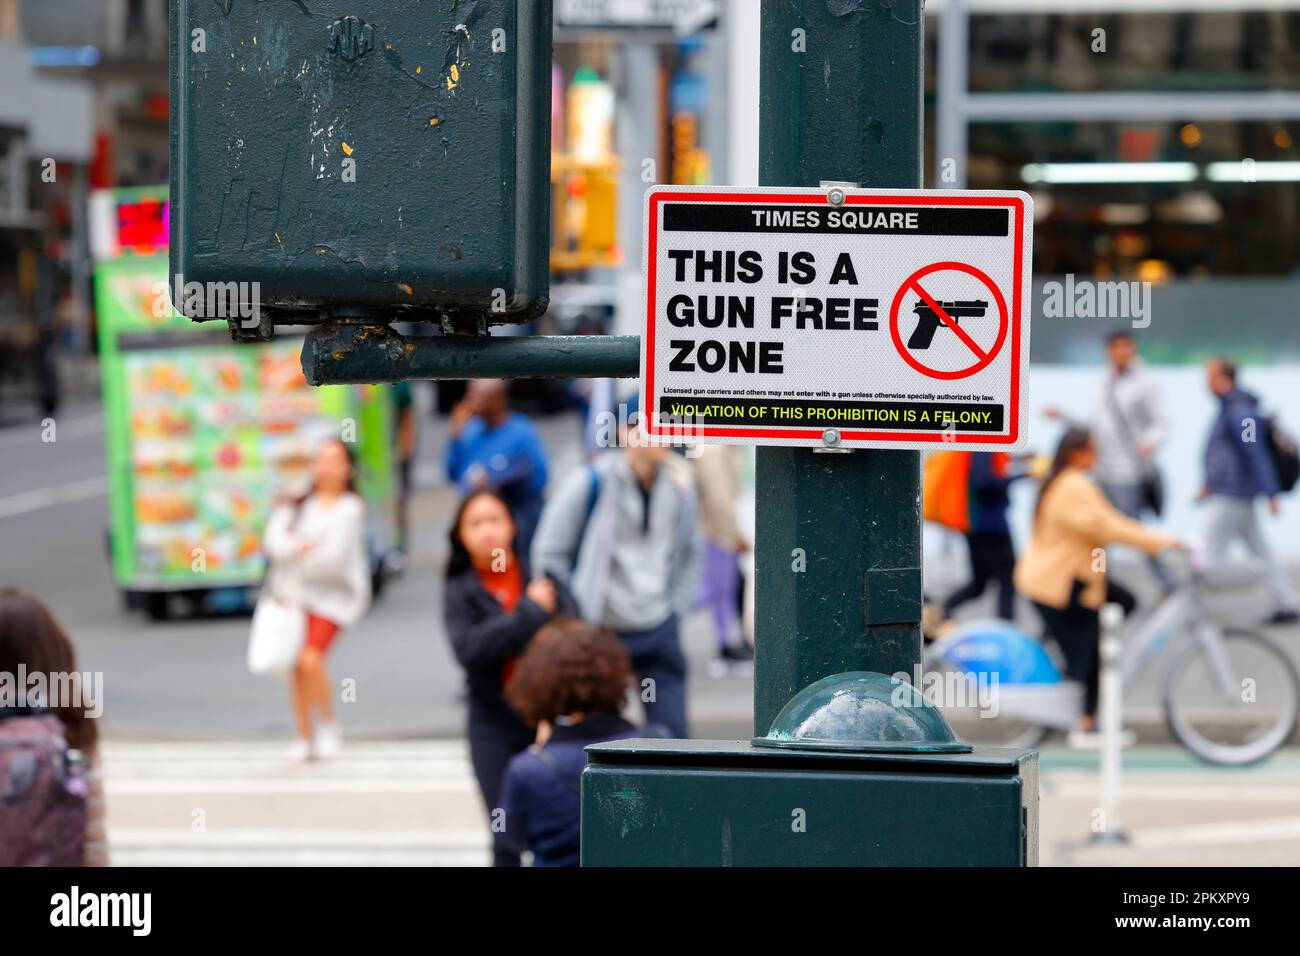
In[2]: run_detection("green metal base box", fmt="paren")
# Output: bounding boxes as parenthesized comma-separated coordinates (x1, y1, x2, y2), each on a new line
(581, 739, 1038, 867)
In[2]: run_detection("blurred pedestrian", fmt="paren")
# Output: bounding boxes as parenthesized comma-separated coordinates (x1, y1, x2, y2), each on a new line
(391, 379, 417, 557)
(1200, 357, 1300, 625)
(1015, 427, 1180, 729)
(0, 588, 106, 866)
(443, 489, 575, 867)
(532, 397, 701, 738)
(694, 444, 753, 673)
(446, 379, 549, 559)
(939, 452, 1029, 622)
(736, 445, 757, 649)
(501, 618, 668, 867)
(263, 440, 371, 762)
(1045, 331, 1173, 590)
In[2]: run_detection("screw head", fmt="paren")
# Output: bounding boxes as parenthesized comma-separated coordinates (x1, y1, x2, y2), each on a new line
(822, 428, 841, 446)
(827, 187, 846, 206)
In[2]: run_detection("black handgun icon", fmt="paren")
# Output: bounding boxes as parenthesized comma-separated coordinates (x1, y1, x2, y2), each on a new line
(907, 299, 989, 349)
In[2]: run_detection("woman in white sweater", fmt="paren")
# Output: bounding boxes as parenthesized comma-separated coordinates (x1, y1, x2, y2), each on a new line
(263, 440, 371, 761)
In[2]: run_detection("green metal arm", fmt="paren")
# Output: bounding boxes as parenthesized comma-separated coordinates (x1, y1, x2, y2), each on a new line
(300, 323, 640, 385)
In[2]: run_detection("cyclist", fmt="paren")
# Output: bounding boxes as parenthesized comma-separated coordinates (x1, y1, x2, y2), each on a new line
(1015, 426, 1182, 731)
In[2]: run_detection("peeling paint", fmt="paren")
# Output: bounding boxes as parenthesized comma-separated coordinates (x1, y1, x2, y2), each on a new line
(827, 0, 868, 15)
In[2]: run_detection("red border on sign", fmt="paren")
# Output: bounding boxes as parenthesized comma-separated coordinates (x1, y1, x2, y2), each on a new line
(643, 191, 1026, 445)
(889, 261, 1010, 380)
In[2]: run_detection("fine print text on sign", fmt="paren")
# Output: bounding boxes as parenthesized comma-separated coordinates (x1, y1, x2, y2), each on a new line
(639, 186, 1033, 450)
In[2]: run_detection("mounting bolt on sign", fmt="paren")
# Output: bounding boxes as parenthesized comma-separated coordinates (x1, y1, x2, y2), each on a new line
(640, 186, 1034, 451)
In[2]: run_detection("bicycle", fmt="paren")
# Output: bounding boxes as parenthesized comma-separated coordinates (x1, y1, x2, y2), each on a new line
(924, 553, 1300, 765)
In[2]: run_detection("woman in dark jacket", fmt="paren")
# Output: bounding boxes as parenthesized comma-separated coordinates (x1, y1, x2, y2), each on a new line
(501, 618, 668, 867)
(443, 489, 573, 867)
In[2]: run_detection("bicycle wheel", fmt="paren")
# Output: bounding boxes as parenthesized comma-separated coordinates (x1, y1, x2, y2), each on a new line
(1163, 628, 1299, 766)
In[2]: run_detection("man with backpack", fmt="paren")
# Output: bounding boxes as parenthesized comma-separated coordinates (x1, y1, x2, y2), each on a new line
(1201, 357, 1300, 625)
(530, 394, 701, 738)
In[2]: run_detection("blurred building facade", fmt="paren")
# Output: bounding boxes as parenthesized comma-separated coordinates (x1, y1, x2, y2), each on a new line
(0, 0, 167, 415)
(923, 0, 1300, 363)
(3, 1, 1299, 372)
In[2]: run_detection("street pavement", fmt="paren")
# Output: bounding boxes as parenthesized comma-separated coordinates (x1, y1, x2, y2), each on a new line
(1039, 747, 1300, 866)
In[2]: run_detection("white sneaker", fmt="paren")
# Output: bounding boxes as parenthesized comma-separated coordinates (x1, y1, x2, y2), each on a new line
(286, 738, 314, 763)
(314, 722, 343, 760)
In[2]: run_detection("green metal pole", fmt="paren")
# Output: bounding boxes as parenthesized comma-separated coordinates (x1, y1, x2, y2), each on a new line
(753, 0, 925, 736)
(301, 323, 640, 385)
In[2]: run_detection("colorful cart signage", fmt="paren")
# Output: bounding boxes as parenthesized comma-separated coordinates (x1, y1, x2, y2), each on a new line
(92, 186, 395, 605)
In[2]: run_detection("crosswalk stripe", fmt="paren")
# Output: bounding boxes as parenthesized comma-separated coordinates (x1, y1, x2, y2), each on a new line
(99, 741, 471, 757)
(1132, 816, 1300, 849)
(109, 848, 489, 867)
(102, 766, 473, 779)
(109, 829, 488, 848)
(1042, 777, 1300, 803)
(105, 778, 477, 795)
(100, 740, 479, 794)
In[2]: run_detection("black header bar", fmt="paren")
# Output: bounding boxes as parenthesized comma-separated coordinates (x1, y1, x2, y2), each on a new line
(662, 203, 1008, 237)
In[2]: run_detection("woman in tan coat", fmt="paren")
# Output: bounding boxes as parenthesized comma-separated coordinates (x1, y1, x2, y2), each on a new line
(1015, 427, 1181, 729)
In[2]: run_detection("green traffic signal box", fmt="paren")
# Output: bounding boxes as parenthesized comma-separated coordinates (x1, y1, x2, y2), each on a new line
(169, 0, 552, 326)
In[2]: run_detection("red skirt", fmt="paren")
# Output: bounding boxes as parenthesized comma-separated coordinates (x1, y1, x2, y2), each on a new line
(304, 613, 342, 654)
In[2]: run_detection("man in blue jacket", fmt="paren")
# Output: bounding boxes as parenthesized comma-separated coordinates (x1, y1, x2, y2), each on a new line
(446, 379, 549, 559)
(1201, 358, 1299, 625)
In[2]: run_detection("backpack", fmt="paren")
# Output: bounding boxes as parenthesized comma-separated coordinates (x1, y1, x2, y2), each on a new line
(1265, 416, 1300, 493)
(0, 713, 88, 866)
(922, 451, 972, 532)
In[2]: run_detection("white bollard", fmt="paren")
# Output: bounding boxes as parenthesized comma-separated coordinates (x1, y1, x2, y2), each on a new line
(1092, 602, 1130, 844)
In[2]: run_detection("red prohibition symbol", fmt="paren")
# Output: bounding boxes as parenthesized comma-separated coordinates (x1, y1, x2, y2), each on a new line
(889, 261, 1010, 380)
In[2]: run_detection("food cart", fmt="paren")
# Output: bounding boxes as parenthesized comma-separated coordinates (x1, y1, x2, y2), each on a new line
(90, 186, 398, 619)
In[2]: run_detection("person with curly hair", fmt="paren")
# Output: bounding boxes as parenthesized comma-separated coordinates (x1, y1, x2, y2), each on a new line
(499, 618, 668, 866)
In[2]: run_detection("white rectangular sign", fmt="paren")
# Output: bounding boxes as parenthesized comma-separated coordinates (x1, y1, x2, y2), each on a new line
(639, 186, 1033, 450)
